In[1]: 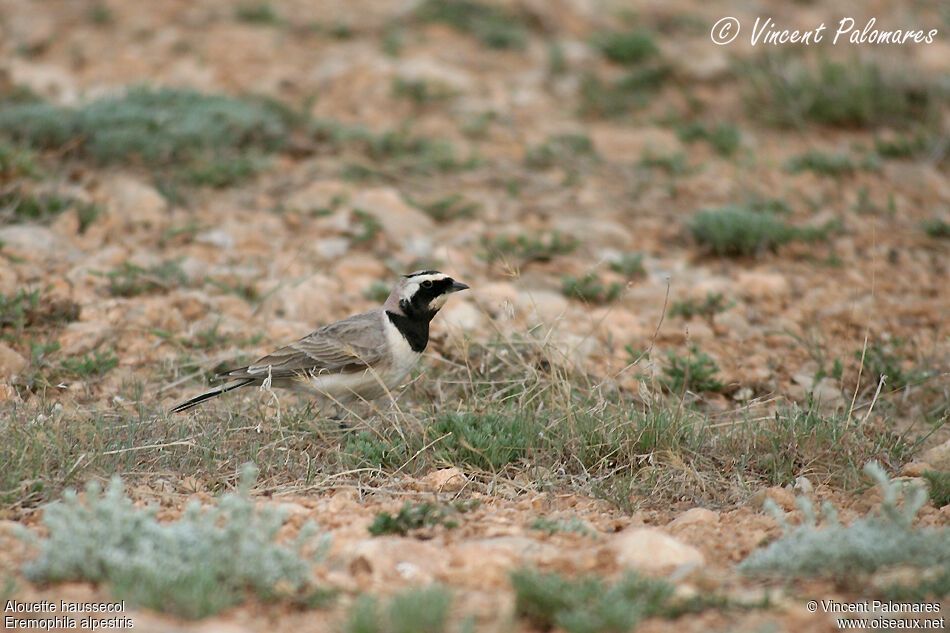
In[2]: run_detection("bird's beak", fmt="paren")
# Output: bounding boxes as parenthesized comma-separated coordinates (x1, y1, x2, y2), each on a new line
(450, 280, 469, 292)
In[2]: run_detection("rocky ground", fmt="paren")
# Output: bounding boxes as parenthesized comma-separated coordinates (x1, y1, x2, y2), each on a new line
(1, 0, 949, 631)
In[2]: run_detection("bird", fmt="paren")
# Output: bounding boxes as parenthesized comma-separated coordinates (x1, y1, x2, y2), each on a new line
(169, 270, 469, 413)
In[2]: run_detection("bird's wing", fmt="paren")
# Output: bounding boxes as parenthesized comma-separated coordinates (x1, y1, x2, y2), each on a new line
(219, 310, 388, 380)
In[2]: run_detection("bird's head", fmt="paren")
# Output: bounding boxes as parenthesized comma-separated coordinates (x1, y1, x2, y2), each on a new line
(385, 270, 469, 320)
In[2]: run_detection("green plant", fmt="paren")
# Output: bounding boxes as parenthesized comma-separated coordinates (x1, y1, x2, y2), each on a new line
(351, 209, 382, 244)
(579, 67, 669, 118)
(524, 133, 597, 169)
(235, 2, 281, 25)
(561, 273, 623, 304)
(608, 253, 645, 278)
(0, 288, 78, 334)
(345, 586, 451, 633)
(100, 260, 188, 297)
(660, 346, 724, 393)
(391, 78, 455, 105)
(363, 281, 391, 303)
(669, 292, 732, 320)
(409, 193, 479, 222)
(479, 231, 579, 265)
(689, 206, 830, 256)
(414, 0, 528, 49)
(368, 502, 460, 536)
(858, 340, 924, 391)
(19, 464, 329, 619)
(922, 471, 950, 509)
(529, 516, 592, 536)
(786, 151, 873, 176)
(58, 350, 118, 378)
(676, 122, 741, 156)
(745, 56, 939, 129)
(740, 462, 949, 583)
(88, 3, 113, 25)
(638, 151, 687, 175)
(511, 569, 730, 633)
(0, 87, 293, 187)
(922, 218, 950, 239)
(590, 29, 658, 65)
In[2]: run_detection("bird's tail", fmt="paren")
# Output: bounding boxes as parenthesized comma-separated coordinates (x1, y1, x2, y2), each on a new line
(169, 378, 256, 413)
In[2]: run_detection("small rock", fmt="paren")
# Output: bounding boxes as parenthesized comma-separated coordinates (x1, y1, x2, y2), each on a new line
(313, 237, 351, 260)
(923, 439, 950, 471)
(901, 462, 932, 478)
(668, 508, 720, 528)
(521, 289, 569, 323)
(736, 271, 790, 299)
(283, 181, 351, 215)
(764, 486, 797, 512)
(612, 527, 704, 573)
(590, 126, 682, 164)
(421, 467, 467, 492)
(350, 188, 435, 244)
(0, 343, 27, 380)
(101, 175, 168, 227)
(440, 301, 484, 332)
(196, 228, 236, 250)
(0, 225, 78, 264)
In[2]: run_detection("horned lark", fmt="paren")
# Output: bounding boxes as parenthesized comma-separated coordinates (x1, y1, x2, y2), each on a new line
(170, 270, 469, 413)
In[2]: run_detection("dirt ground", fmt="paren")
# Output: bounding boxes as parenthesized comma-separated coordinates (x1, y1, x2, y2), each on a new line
(1, 0, 949, 631)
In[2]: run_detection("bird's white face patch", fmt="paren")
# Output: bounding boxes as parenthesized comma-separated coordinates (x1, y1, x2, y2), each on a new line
(399, 273, 449, 303)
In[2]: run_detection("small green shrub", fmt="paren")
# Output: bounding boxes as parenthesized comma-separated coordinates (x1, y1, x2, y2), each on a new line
(608, 253, 645, 278)
(590, 29, 658, 65)
(529, 516, 592, 536)
(414, 0, 527, 49)
(858, 340, 923, 390)
(0, 87, 292, 187)
(745, 57, 939, 129)
(689, 206, 829, 256)
(391, 78, 455, 104)
(923, 471, 950, 509)
(524, 133, 597, 169)
(669, 292, 732, 320)
(786, 151, 871, 176)
(740, 462, 949, 583)
(579, 67, 669, 118)
(480, 231, 579, 265)
(409, 193, 479, 222)
(660, 345, 724, 393)
(676, 122, 741, 156)
(345, 586, 451, 633)
(562, 273, 623, 304)
(368, 502, 457, 536)
(100, 260, 188, 297)
(510, 569, 726, 633)
(922, 218, 950, 239)
(58, 350, 118, 378)
(235, 3, 281, 25)
(19, 464, 329, 619)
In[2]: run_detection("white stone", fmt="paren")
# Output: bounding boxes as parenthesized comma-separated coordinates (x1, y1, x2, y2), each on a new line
(0, 343, 27, 380)
(612, 527, 705, 572)
(350, 188, 435, 244)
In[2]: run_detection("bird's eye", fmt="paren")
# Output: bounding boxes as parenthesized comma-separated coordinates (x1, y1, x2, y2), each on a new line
(421, 280, 433, 288)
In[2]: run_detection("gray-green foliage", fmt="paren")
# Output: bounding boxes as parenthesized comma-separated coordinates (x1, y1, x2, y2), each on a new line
(0, 87, 291, 186)
(740, 462, 948, 579)
(510, 569, 726, 633)
(345, 586, 452, 633)
(690, 206, 829, 256)
(21, 464, 327, 619)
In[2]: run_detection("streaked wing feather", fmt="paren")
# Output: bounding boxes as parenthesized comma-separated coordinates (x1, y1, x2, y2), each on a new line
(219, 310, 386, 380)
